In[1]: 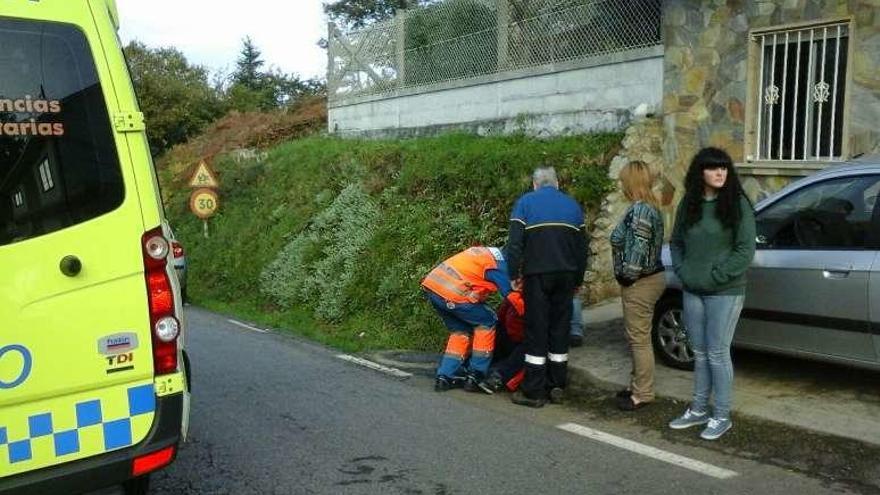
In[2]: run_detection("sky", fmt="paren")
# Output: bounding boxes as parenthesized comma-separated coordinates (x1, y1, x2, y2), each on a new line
(116, 0, 328, 80)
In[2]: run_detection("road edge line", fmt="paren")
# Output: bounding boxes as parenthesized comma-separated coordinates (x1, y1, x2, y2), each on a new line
(336, 354, 413, 378)
(557, 422, 739, 480)
(227, 319, 268, 333)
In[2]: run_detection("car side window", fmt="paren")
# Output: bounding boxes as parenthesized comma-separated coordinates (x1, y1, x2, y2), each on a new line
(756, 175, 880, 250)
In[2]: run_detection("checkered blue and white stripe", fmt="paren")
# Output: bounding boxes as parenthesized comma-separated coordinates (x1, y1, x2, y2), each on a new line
(1, 384, 155, 466)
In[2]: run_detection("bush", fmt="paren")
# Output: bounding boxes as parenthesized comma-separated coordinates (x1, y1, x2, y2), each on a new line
(260, 184, 380, 321)
(404, 0, 497, 85)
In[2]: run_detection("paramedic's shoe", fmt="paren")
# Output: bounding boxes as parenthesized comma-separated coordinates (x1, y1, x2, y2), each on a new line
(700, 418, 732, 440)
(464, 374, 494, 395)
(668, 407, 710, 429)
(511, 390, 546, 408)
(481, 372, 505, 393)
(434, 376, 464, 392)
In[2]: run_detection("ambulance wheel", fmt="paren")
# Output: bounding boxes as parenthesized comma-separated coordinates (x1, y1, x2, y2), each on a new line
(123, 475, 150, 495)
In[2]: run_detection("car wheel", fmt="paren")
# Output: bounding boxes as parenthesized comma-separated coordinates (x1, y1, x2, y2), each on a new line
(652, 293, 694, 370)
(122, 475, 150, 495)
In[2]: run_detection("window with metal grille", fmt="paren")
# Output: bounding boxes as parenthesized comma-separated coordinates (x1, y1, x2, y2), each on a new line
(12, 189, 23, 208)
(751, 21, 849, 162)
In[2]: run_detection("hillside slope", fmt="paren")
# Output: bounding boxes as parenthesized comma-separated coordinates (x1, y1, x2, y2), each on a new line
(159, 105, 620, 351)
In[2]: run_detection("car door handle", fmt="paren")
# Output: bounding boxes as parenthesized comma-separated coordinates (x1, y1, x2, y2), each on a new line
(823, 266, 851, 279)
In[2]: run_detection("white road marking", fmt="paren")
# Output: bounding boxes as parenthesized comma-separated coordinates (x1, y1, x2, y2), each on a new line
(227, 319, 268, 333)
(557, 423, 739, 480)
(335, 354, 413, 378)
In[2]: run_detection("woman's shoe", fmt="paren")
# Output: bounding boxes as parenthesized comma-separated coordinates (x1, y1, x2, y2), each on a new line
(669, 407, 710, 429)
(616, 395, 650, 411)
(700, 418, 733, 440)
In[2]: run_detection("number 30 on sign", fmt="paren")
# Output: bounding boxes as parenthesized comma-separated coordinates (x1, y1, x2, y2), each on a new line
(189, 188, 219, 219)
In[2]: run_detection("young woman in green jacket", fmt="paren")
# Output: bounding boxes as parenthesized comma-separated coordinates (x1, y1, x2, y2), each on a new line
(667, 147, 756, 440)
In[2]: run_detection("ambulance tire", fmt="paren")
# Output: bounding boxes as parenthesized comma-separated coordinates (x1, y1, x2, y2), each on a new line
(123, 475, 150, 495)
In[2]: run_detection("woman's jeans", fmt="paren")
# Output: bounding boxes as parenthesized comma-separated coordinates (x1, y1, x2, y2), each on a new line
(682, 291, 745, 420)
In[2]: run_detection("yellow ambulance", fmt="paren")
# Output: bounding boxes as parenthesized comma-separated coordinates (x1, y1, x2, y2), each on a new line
(0, 1, 190, 493)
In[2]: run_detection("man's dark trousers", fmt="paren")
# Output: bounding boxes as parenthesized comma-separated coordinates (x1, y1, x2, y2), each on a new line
(521, 271, 578, 399)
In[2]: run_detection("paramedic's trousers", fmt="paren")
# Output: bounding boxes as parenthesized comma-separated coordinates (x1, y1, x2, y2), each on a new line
(425, 291, 496, 379)
(521, 271, 578, 399)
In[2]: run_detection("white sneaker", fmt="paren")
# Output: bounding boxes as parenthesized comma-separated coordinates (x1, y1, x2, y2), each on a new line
(668, 407, 710, 429)
(700, 418, 732, 440)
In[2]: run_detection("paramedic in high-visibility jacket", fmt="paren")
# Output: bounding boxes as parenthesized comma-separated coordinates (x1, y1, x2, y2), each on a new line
(506, 166, 588, 408)
(421, 246, 515, 394)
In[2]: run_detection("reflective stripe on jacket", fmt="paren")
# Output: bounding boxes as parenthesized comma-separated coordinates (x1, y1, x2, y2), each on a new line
(421, 247, 505, 303)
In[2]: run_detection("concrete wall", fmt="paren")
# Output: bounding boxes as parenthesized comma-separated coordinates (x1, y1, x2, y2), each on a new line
(328, 49, 664, 138)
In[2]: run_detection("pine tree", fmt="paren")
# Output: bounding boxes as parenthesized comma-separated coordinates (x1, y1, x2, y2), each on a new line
(233, 36, 265, 90)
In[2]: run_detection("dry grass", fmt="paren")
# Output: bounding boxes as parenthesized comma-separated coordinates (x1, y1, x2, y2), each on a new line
(157, 96, 327, 186)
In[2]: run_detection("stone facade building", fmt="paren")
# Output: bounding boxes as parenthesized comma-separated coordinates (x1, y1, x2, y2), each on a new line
(663, 0, 880, 201)
(589, 0, 880, 301)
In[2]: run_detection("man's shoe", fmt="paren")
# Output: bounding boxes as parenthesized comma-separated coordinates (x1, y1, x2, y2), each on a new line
(615, 389, 633, 398)
(464, 374, 494, 395)
(549, 387, 565, 404)
(434, 376, 464, 392)
(668, 407, 710, 429)
(700, 418, 732, 440)
(511, 390, 546, 408)
(569, 335, 584, 347)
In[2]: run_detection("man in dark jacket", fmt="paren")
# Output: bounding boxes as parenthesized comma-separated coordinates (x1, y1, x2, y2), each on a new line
(506, 166, 587, 407)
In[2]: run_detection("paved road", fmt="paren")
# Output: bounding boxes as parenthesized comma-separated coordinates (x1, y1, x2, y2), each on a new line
(149, 307, 853, 494)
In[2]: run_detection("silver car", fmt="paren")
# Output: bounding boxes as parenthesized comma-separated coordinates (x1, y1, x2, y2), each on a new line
(652, 157, 880, 371)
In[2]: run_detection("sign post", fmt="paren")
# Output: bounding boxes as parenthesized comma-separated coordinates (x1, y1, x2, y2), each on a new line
(187, 159, 220, 237)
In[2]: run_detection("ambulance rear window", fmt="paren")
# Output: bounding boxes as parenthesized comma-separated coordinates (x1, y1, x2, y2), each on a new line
(0, 18, 124, 246)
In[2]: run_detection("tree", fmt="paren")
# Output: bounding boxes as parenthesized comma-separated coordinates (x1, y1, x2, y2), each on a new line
(233, 36, 266, 90)
(227, 37, 326, 112)
(323, 0, 434, 30)
(124, 41, 225, 155)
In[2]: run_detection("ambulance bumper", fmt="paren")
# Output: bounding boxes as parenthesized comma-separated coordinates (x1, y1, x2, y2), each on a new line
(0, 392, 183, 495)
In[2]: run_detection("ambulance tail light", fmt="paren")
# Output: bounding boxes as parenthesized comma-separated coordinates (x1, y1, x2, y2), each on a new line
(132, 445, 176, 477)
(142, 227, 179, 375)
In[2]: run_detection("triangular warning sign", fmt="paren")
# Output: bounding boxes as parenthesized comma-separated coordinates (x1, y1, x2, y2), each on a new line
(188, 160, 219, 188)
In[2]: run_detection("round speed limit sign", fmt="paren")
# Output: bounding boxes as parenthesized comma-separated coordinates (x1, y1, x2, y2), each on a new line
(189, 188, 219, 219)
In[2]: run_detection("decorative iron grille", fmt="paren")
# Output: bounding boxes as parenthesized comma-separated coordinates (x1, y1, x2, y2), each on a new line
(328, 0, 662, 106)
(752, 21, 850, 162)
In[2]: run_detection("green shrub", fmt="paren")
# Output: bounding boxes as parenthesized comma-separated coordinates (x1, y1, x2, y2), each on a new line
(260, 183, 379, 321)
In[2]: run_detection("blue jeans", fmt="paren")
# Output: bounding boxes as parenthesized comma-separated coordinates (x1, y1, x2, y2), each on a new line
(682, 291, 744, 420)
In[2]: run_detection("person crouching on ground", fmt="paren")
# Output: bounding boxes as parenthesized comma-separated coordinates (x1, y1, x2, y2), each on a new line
(610, 161, 666, 411)
(668, 147, 755, 440)
(422, 246, 517, 394)
(483, 290, 526, 393)
(506, 166, 588, 408)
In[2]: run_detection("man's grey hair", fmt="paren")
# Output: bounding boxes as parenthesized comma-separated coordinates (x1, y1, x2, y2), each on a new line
(532, 166, 559, 188)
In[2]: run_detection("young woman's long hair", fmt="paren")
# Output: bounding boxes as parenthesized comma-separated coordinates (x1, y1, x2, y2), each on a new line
(619, 160, 660, 209)
(682, 147, 745, 229)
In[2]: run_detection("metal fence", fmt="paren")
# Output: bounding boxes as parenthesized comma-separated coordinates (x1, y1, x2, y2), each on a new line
(327, 0, 662, 106)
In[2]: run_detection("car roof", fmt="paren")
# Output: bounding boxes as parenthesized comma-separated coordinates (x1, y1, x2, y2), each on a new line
(814, 155, 880, 175)
(754, 155, 880, 210)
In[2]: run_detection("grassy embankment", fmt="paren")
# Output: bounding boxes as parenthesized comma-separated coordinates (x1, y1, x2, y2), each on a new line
(160, 118, 620, 352)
